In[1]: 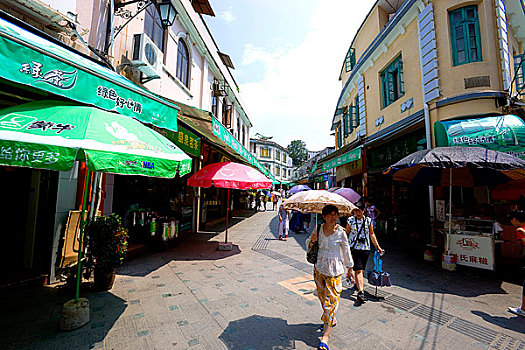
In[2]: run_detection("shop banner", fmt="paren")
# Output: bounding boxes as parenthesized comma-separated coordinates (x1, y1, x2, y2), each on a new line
(0, 17, 179, 131)
(212, 116, 276, 181)
(0, 101, 192, 177)
(435, 115, 525, 159)
(322, 147, 361, 171)
(368, 131, 425, 171)
(155, 125, 200, 157)
(313, 174, 329, 183)
(448, 234, 495, 271)
(336, 159, 362, 182)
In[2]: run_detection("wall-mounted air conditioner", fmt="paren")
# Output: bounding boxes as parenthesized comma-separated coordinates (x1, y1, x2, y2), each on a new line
(131, 33, 163, 78)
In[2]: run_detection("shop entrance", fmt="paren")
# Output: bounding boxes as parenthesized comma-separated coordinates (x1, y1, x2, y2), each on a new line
(0, 167, 57, 284)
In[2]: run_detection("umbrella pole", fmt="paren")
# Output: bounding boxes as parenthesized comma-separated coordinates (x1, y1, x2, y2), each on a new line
(225, 188, 230, 243)
(75, 168, 90, 302)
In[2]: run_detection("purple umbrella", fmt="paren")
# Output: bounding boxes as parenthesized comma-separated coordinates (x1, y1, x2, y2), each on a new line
(289, 184, 312, 194)
(334, 187, 361, 204)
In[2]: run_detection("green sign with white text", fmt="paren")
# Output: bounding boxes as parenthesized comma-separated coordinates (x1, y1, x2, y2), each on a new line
(435, 115, 525, 159)
(322, 147, 361, 171)
(0, 16, 179, 131)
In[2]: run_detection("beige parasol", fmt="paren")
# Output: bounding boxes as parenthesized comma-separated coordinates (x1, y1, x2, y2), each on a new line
(282, 190, 357, 215)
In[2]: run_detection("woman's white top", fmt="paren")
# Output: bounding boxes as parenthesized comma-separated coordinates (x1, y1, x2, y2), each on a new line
(307, 224, 353, 277)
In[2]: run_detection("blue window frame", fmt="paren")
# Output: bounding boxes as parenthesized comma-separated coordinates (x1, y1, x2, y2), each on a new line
(449, 6, 482, 66)
(381, 56, 404, 108)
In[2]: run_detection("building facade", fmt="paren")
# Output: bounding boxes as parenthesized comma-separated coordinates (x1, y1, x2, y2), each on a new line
(250, 138, 294, 184)
(293, 147, 335, 189)
(0, 0, 265, 285)
(324, 0, 525, 245)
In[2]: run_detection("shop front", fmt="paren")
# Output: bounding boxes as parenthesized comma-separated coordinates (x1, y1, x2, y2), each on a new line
(433, 115, 525, 269)
(0, 13, 184, 284)
(162, 102, 275, 230)
(367, 129, 427, 241)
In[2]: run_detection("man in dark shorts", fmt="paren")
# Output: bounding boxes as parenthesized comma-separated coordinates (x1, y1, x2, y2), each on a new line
(345, 204, 384, 304)
(508, 210, 525, 317)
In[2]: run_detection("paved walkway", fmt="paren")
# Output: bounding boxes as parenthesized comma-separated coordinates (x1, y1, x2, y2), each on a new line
(1, 209, 524, 349)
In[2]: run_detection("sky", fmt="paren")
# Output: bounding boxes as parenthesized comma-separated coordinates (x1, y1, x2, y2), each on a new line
(205, 0, 377, 151)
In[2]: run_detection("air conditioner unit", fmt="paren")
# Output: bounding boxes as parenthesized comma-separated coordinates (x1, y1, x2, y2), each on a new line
(131, 33, 163, 78)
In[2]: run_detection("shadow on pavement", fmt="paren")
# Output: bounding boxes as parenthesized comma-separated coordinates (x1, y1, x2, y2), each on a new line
(219, 315, 320, 349)
(471, 310, 525, 333)
(118, 233, 242, 277)
(378, 239, 507, 298)
(0, 284, 126, 349)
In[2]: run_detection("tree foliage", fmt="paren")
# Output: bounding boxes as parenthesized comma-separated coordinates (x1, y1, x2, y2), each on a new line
(287, 140, 308, 167)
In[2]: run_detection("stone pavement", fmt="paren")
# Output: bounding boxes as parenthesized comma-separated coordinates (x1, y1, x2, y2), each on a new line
(1, 207, 524, 350)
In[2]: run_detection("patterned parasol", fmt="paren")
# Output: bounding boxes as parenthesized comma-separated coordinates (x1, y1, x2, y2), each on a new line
(282, 190, 357, 215)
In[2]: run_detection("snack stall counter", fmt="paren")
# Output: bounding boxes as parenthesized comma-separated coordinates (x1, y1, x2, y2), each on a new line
(446, 217, 502, 271)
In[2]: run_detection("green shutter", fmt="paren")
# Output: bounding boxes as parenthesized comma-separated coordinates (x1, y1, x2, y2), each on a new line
(514, 54, 524, 95)
(343, 112, 348, 136)
(345, 48, 356, 72)
(398, 57, 405, 95)
(354, 96, 360, 127)
(449, 6, 481, 66)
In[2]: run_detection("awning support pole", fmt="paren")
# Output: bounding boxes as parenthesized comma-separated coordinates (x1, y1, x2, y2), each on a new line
(225, 188, 230, 243)
(75, 168, 90, 302)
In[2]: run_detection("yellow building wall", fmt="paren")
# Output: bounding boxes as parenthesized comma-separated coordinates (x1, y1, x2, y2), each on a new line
(342, 15, 423, 143)
(339, 0, 524, 148)
(433, 0, 503, 97)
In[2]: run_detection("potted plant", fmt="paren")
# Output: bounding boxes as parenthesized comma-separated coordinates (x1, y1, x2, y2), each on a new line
(86, 214, 128, 291)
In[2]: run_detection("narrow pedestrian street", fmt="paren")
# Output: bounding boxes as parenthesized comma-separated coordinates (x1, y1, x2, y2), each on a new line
(1, 208, 524, 350)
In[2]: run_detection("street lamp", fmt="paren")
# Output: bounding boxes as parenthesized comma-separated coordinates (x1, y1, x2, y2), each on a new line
(107, 0, 178, 57)
(158, 1, 178, 27)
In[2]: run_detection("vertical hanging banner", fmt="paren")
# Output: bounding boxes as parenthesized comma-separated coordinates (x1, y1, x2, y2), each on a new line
(212, 117, 275, 180)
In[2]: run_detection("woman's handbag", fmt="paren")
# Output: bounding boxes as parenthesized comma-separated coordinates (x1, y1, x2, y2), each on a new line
(306, 224, 321, 264)
(306, 240, 319, 264)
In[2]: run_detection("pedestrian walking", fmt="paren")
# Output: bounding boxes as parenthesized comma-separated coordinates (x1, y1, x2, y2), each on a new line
(307, 204, 353, 350)
(345, 204, 384, 304)
(363, 197, 381, 230)
(508, 210, 525, 317)
(303, 212, 311, 233)
(260, 195, 267, 211)
(255, 192, 261, 212)
(272, 194, 278, 211)
(278, 202, 289, 240)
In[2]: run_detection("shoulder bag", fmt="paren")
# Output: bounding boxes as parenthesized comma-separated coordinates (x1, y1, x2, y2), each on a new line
(306, 224, 322, 264)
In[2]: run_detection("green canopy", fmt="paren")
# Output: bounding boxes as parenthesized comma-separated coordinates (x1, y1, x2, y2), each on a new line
(0, 100, 193, 302)
(0, 16, 180, 131)
(0, 100, 192, 177)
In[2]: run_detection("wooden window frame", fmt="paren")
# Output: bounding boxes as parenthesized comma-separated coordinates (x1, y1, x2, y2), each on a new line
(380, 55, 405, 108)
(449, 6, 482, 66)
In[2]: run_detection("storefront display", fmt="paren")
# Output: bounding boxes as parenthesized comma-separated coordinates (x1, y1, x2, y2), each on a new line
(446, 217, 498, 271)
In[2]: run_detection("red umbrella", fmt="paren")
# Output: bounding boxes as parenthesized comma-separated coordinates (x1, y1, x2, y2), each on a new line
(188, 162, 272, 248)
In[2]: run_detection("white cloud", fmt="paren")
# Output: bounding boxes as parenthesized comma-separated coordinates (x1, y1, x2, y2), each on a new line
(239, 0, 375, 151)
(221, 9, 236, 24)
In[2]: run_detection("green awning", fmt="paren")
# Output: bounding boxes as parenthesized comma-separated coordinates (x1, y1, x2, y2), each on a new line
(435, 115, 525, 158)
(0, 100, 192, 177)
(0, 16, 179, 131)
(322, 147, 361, 171)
